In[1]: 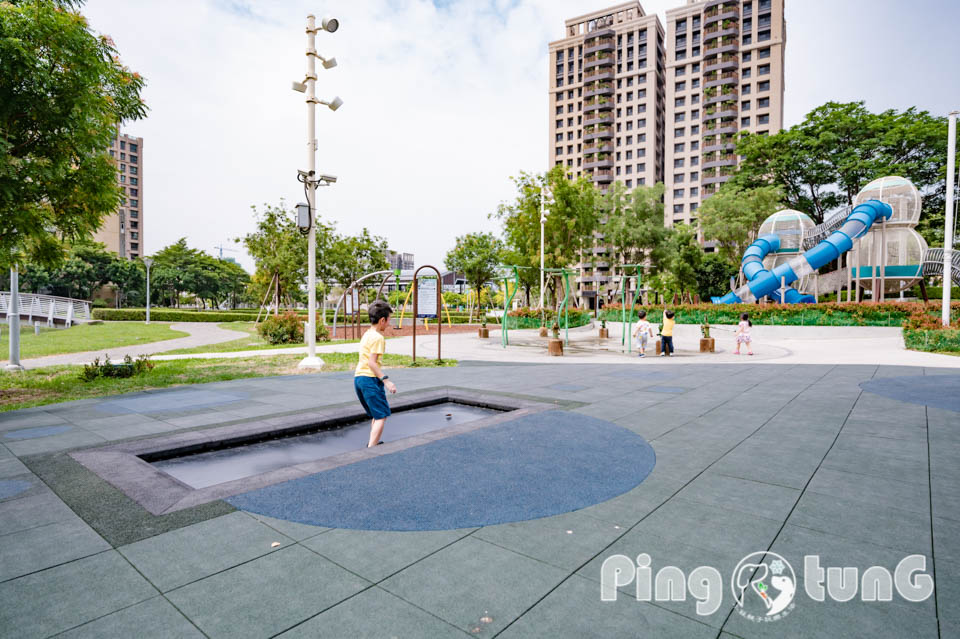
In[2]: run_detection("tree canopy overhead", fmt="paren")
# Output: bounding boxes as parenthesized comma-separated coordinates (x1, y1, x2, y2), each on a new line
(732, 101, 952, 231)
(0, 0, 147, 268)
(444, 231, 503, 321)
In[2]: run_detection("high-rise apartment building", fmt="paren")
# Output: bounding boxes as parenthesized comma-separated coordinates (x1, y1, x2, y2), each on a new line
(548, 2, 665, 308)
(664, 0, 785, 230)
(94, 132, 144, 259)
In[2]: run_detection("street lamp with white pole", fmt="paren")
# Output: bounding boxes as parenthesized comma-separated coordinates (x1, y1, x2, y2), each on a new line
(539, 179, 551, 311)
(143, 257, 153, 325)
(293, 14, 341, 369)
(943, 110, 957, 327)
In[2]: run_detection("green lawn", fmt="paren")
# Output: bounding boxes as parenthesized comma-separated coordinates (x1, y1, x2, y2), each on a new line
(0, 322, 189, 360)
(161, 322, 361, 355)
(0, 352, 455, 412)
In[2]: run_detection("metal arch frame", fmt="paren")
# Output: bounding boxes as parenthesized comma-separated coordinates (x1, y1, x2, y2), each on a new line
(543, 267, 574, 346)
(411, 265, 443, 364)
(331, 270, 394, 339)
(499, 265, 521, 348)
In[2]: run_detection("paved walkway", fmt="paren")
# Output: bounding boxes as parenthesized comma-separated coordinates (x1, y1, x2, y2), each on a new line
(151, 322, 960, 368)
(0, 362, 957, 638)
(17, 322, 248, 369)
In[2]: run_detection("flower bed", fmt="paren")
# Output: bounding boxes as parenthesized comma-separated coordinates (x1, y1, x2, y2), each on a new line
(502, 308, 592, 330)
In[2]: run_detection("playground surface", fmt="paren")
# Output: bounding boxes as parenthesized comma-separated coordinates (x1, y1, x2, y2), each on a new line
(1, 359, 957, 638)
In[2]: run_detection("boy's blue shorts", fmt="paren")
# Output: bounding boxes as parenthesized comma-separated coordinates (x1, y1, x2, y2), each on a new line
(354, 376, 391, 419)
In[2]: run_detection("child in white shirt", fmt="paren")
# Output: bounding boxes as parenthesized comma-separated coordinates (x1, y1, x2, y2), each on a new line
(632, 310, 655, 357)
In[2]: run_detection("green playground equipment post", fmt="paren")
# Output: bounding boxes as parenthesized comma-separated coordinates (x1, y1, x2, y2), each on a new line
(618, 265, 644, 354)
(500, 266, 520, 348)
(544, 267, 573, 346)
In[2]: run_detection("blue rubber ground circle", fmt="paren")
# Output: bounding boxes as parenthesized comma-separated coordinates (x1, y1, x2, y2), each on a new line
(860, 375, 960, 413)
(227, 410, 656, 531)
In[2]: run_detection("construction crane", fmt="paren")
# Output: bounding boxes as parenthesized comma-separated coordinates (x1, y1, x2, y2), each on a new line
(214, 244, 239, 260)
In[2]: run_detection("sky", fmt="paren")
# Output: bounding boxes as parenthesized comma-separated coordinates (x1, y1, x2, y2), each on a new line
(80, 0, 960, 272)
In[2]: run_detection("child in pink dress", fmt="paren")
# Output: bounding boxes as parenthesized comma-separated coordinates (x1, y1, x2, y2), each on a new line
(735, 312, 753, 356)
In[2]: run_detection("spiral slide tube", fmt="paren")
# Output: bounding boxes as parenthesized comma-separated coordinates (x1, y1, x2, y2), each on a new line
(713, 200, 893, 304)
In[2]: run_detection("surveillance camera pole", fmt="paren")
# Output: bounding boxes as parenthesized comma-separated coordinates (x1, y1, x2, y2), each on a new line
(300, 14, 324, 369)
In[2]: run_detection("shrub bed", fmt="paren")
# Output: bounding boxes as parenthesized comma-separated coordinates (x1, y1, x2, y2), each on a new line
(257, 311, 330, 345)
(93, 309, 254, 322)
(501, 308, 592, 330)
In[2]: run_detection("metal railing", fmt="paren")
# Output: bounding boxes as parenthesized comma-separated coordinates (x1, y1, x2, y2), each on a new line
(0, 292, 91, 326)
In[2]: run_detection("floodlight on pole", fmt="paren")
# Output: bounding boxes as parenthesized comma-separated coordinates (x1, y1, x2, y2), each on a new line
(298, 14, 340, 369)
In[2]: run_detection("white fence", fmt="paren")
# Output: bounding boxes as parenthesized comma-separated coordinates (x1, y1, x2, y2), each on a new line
(0, 292, 92, 327)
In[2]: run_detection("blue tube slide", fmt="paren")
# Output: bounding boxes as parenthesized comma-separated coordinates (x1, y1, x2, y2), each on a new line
(712, 200, 892, 304)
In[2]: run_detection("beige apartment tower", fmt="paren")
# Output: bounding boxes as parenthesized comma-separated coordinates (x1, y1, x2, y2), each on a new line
(664, 0, 786, 231)
(94, 132, 144, 259)
(548, 2, 666, 308)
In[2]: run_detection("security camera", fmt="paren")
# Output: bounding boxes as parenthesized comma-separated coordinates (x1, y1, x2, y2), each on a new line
(325, 96, 343, 111)
(322, 16, 339, 33)
(318, 174, 338, 184)
(291, 81, 306, 93)
(298, 169, 315, 180)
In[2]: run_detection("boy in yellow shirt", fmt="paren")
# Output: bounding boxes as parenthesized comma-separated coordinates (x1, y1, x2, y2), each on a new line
(354, 301, 398, 447)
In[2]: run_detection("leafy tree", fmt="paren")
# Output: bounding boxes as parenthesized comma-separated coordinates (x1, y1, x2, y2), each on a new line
(694, 252, 739, 302)
(650, 224, 702, 301)
(108, 257, 144, 308)
(151, 239, 200, 307)
(601, 181, 668, 293)
(444, 232, 503, 322)
(0, 0, 147, 269)
(733, 101, 954, 234)
(698, 184, 783, 264)
(492, 165, 599, 306)
(327, 228, 389, 291)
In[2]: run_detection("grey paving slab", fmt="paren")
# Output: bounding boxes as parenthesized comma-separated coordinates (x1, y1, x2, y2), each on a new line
(2, 424, 75, 440)
(277, 586, 469, 638)
(939, 561, 960, 632)
(166, 545, 369, 639)
(119, 511, 293, 592)
(0, 490, 80, 536)
(474, 509, 624, 571)
(242, 511, 330, 542)
(99, 389, 249, 414)
(0, 551, 157, 639)
(380, 536, 568, 636)
(499, 574, 716, 639)
(674, 472, 801, 522)
(56, 596, 205, 639)
(0, 410, 69, 432)
(820, 446, 929, 485)
(0, 516, 111, 582)
(576, 471, 687, 527)
(934, 516, 960, 565)
(302, 527, 472, 582)
(787, 492, 931, 555)
(806, 467, 930, 517)
(630, 497, 783, 558)
(4, 429, 107, 456)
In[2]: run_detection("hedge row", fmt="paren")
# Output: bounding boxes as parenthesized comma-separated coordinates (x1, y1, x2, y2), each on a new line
(93, 309, 255, 322)
(501, 310, 591, 330)
(595, 302, 960, 328)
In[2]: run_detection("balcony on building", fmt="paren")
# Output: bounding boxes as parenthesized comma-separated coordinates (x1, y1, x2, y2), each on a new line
(584, 81, 614, 99)
(704, 1, 740, 27)
(703, 86, 738, 107)
(704, 69, 739, 89)
(583, 96, 614, 114)
(702, 152, 738, 170)
(584, 112, 614, 127)
(704, 52, 739, 74)
(583, 67, 615, 82)
(583, 51, 615, 71)
(583, 142, 614, 155)
(590, 168, 614, 184)
(583, 154, 614, 170)
(584, 35, 615, 57)
(703, 35, 739, 57)
(584, 125, 614, 142)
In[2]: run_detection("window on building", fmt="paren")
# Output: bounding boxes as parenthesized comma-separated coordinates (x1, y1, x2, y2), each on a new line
(673, 204, 684, 214)
(120, 152, 126, 161)
(742, 84, 752, 95)
(568, 145, 574, 154)
(675, 81, 686, 92)
(109, 150, 115, 157)
(556, 106, 563, 115)
(691, 141, 699, 151)
(692, 94, 700, 104)
(675, 97, 686, 108)
(675, 127, 685, 137)
(758, 30, 770, 42)
(692, 62, 700, 72)
(742, 100, 751, 110)
(567, 117, 574, 126)
(675, 111, 686, 122)
(676, 66, 686, 77)
(556, 120, 563, 129)
(691, 78, 700, 89)
(626, 135, 633, 145)
(130, 189, 138, 197)
(674, 158, 685, 168)
(758, 114, 770, 125)
(120, 141, 126, 150)
(674, 143, 685, 153)
(130, 243, 138, 251)
(742, 68, 751, 78)
(741, 116, 751, 126)
(131, 232, 138, 240)
(626, 166, 633, 174)
(130, 177, 138, 185)
(626, 106, 634, 116)
(758, 64, 770, 75)
(130, 209, 138, 217)
(758, 97, 770, 108)
(626, 150, 633, 160)
(130, 199, 138, 208)
(743, 34, 752, 45)
(120, 175, 126, 183)
(556, 133, 563, 142)
(758, 80, 770, 91)
(637, 163, 645, 172)
(690, 156, 699, 166)
(625, 179, 633, 188)
(674, 173, 685, 183)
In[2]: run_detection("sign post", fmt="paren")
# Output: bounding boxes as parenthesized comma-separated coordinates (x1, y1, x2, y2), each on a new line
(412, 265, 442, 364)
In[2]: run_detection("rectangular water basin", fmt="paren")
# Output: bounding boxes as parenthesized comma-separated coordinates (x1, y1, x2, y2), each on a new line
(147, 402, 500, 489)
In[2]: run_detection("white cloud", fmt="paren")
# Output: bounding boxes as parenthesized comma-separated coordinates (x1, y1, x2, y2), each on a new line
(80, 0, 959, 271)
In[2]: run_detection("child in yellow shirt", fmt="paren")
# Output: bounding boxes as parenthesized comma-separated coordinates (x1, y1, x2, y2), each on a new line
(354, 301, 398, 447)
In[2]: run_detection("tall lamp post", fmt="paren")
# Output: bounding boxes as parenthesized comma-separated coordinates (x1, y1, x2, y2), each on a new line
(539, 180, 550, 311)
(294, 14, 341, 369)
(943, 110, 957, 327)
(143, 257, 153, 325)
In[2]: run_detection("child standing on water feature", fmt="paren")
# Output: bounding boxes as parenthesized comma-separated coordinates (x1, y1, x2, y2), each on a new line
(735, 312, 753, 356)
(633, 310, 655, 357)
(354, 300, 398, 448)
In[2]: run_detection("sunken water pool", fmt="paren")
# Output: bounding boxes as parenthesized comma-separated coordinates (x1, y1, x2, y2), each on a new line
(148, 401, 500, 489)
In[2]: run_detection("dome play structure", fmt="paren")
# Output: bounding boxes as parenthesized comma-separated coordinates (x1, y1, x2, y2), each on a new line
(713, 176, 937, 304)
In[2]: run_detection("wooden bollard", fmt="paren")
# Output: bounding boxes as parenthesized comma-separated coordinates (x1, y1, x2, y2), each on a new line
(548, 338, 564, 356)
(699, 337, 715, 353)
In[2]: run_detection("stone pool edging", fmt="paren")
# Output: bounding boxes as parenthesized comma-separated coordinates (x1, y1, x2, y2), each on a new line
(70, 388, 558, 516)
